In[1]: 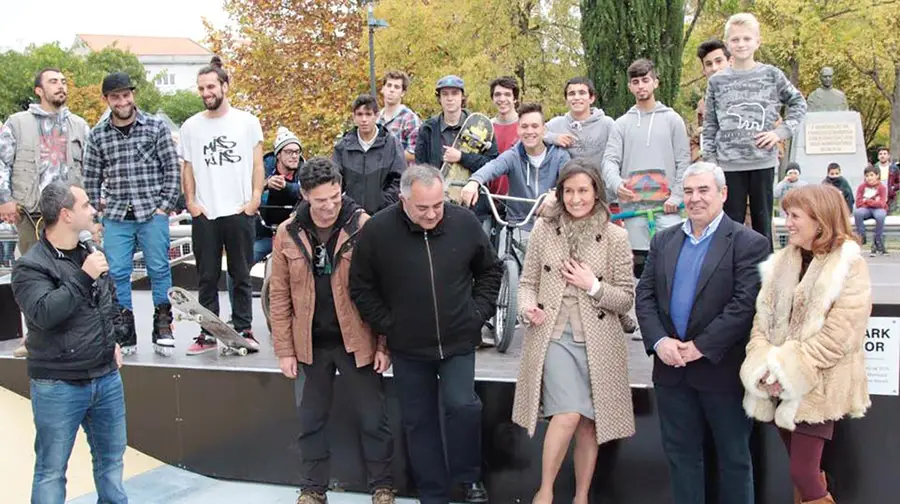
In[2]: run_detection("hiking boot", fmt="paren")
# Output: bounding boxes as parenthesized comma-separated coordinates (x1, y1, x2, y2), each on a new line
(152, 303, 175, 357)
(371, 488, 395, 504)
(186, 333, 217, 355)
(118, 309, 138, 356)
(240, 329, 260, 352)
(296, 490, 327, 504)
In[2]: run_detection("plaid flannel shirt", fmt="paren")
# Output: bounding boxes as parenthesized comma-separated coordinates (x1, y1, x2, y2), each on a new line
(377, 105, 421, 154)
(83, 110, 180, 222)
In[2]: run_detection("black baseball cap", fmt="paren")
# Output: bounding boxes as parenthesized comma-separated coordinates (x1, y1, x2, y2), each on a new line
(102, 72, 136, 95)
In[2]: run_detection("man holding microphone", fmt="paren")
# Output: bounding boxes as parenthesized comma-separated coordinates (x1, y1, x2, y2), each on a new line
(12, 180, 127, 504)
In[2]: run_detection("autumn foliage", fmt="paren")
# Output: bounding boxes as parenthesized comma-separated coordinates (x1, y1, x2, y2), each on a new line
(205, 0, 368, 155)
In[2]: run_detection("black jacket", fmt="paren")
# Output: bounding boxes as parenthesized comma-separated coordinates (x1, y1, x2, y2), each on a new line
(11, 234, 122, 380)
(635, 216, 770, 393)
(332, 126, 405, 216)
(414, 110, 499, 171)
(349, 203, 503, 360)
(823, 175, 855, 212)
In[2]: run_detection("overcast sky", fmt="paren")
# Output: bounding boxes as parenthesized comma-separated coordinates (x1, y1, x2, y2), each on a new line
(0, 0, 231, 51)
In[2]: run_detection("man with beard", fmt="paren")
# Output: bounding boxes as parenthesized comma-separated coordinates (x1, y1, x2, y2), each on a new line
(0, 67, 90, 358)
(83, 72, 181, 356)
(179, 56, 264, 355)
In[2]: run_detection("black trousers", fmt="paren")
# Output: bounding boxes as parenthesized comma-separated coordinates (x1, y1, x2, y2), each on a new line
(391, 352, 482, 504)
(294, 345, 393, 493)
(723, 168, 775, 251)
(191, 213, 254, 331)
(656, 383, 754, 504)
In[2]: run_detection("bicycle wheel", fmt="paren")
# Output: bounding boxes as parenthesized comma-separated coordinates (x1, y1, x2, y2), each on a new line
(261, 256, 272, 333)
(494, 258, 519, 353)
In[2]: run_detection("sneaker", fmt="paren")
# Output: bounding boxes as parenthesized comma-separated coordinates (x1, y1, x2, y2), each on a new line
(296, 490, 327, 504)
(371, 488, 395, 504)
(240, 329, 260, 352)
(13, 344, 27, 358)
(152, 303, 176, 357)
(464, 482, 489, 503)
(186, 334, 217, 355)
(118, 308, 138, 356)
(871, 244, 878, 257)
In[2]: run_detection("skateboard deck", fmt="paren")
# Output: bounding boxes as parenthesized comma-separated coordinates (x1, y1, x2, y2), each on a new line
(623, 168, 671, 206)
(167, 286, 255, 356)
(441, 112, 494, 200)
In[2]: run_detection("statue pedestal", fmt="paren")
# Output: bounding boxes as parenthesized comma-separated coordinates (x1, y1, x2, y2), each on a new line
(790, 111, 868, 189)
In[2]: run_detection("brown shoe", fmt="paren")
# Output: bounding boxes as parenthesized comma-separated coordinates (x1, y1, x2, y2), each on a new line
(296, 490, 327, 504)
(802, 493, 835, 504)
(13, 344, 27, 358)
(371, 487, 395, 504)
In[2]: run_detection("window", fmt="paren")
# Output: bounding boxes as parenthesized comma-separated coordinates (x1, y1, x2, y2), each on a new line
(154, 73, 175, 86)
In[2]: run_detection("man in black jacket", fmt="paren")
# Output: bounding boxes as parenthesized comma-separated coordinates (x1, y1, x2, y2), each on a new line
(11, 179, 127, 503)
(350, 164, 502, 504)
(332, 94, 406, 215)
(635, 162, 769, 504)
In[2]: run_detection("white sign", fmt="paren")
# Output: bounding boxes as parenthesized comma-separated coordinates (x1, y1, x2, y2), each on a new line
(865, 317, 899, 396)
(805, 122, 857, 155)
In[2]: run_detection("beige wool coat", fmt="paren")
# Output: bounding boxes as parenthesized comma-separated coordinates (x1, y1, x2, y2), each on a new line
(740, 240, 872, 431)
(512, 213, 636, 445)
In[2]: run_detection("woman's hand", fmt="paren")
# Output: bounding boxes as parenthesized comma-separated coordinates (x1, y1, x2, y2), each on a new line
(524, 306, 547, 326)
(561, 259, 596, 292)
(758, 371, 784, 397)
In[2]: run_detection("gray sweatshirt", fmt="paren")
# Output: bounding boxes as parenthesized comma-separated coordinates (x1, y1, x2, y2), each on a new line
(602, 102, 690, 250)
(702, 63, 807, 172)
(544, 107, 615, 164)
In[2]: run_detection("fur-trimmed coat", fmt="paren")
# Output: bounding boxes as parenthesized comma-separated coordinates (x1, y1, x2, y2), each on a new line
(511, 213, 636, 445)
(739, 241, 872, 430)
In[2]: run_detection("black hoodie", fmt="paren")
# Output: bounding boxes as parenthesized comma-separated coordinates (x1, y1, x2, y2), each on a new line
(331, 126, 406, 216)
(288, 196, 364, 348)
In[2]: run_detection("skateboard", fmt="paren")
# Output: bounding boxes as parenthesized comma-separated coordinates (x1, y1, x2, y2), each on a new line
(167, 286, 256, 356)
(441, 113, 494, 201)
(615, 168, 680, 239)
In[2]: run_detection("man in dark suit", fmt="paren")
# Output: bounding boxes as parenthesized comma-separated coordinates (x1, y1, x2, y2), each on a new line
(635, 161, 770, 504)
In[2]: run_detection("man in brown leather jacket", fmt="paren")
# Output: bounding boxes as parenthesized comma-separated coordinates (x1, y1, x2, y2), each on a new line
(269, 156, 395, 504)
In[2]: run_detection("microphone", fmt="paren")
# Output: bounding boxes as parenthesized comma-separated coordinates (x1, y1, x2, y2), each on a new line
(78, 230, 101, 254)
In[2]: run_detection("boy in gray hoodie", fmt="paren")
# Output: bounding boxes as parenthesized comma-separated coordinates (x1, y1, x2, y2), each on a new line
(702, 13, 806, 248)
(544, 77, 615, 166)
(602, 59, 690, 275)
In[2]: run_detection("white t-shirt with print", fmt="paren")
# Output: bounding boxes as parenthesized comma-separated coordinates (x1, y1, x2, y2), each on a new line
(179, 108, 263, 219)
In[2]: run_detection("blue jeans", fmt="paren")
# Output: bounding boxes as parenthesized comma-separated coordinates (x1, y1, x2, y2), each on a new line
(31, 370, 128, 504)
(853, 207, 887, 241)
(103, 215, 172, 309)
(656, 383, 754, 504)
(391, 352, 482, 504)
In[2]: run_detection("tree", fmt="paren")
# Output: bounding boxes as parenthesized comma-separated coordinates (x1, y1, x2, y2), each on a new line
(158, 90, 205, 126)
(580, 0, 686, 118)
(372, 0, 584, 120)
(206, 0, 368, 154)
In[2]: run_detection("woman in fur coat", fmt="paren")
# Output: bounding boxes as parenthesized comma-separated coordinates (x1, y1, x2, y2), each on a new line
(740, 184, 872, 504)
(513, 159, 636, 504)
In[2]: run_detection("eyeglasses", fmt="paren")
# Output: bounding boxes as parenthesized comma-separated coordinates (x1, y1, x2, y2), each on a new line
(281, 149, 301, 157)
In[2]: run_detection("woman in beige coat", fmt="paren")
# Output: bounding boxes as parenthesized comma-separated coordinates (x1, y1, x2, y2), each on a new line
(513, 159, 636, 504)
(740, 185, 872, 504)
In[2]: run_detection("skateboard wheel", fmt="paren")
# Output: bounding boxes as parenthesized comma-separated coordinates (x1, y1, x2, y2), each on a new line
(195, 314, 204, 323)
(238, 348, 248, 356)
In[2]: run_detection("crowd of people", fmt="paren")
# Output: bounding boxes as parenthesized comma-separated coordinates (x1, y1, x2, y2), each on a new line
(0, 10, 889, 504)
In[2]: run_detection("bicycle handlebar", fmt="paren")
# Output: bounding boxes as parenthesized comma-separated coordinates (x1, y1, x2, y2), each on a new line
(448, 180, 547, 228)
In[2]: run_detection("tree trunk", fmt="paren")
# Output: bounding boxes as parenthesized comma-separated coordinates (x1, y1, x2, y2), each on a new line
(891, 64, 900, 160)
(580, 0, 686, 118)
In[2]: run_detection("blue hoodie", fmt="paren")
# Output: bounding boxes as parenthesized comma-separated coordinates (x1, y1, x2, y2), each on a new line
(469, 142, 571, 227)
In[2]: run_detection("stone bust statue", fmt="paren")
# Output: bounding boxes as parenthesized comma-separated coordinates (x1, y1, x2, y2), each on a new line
(807, 66, 849, 112)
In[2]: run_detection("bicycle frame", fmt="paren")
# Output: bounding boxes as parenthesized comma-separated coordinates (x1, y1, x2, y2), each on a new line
(611, 203, 685, 238)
